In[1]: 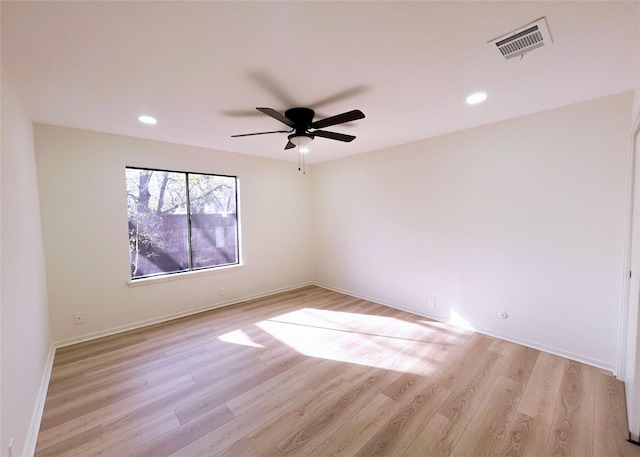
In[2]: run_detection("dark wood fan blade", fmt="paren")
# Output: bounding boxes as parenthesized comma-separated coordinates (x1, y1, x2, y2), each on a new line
(249, 72, 297, 107)
(311, 110, 365, 129)
(284, 140, 295, 150)
(309, 86, 369, 109)
(256, 107, 296, 128)
(231, 130, 289, 138)
(312, 130, 356, 142)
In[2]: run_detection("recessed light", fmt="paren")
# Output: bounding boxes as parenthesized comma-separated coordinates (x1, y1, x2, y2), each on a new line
(466, 92, 487, 105)
(138, 115, 157, 125)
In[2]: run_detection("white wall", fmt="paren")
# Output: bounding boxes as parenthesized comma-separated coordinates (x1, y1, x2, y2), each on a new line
(1, 78, 52, 456)
(313, 92, 633, 371)
(34, 125, 313, 343)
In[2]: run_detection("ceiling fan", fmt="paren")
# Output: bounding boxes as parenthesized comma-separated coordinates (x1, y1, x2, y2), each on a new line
(231, 107, 365, 150)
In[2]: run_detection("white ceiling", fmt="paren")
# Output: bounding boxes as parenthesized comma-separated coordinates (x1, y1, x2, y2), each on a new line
(2, 1, 639, 164)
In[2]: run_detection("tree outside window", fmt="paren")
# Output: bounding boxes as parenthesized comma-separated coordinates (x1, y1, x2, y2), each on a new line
(125, 167, 239, 279)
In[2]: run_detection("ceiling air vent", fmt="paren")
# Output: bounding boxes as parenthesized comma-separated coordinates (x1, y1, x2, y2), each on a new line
(488, 17, 552, 60)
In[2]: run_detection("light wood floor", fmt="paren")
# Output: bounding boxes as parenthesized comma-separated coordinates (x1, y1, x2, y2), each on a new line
(35, 286, 640, 457)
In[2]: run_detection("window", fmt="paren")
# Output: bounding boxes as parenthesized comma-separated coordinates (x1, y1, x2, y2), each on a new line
(125, 167, 239, 280)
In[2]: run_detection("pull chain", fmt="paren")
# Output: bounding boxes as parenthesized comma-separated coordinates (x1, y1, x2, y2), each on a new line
(297, 145, 306, 175)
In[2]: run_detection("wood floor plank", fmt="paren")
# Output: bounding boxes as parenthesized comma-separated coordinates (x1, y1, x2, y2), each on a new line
(46, 347, 206, 404)
(354, 386, 452, 457)
(275, 368, 401, 456)
(306, 393, 396, 457)
(593, 371, 640, 457)
(430, 333, 495, 391)
(52, 332, 147, 366)
(517, 351, 566, 425)
(167, 378, 317, 457)
(500, 344, 540, 383)
(40, 377, 151, 431)
(448, 375, 522, 457)
(202, 376, 360, 457)
(35, 374, 195, 452)
(225, 356, 327, 417)
(399, 412, 453, 457)
(495, 412, 551, 457)
(121, 403, 234, 457)
(76, 411, 180, 457)
(34, 286, 636, 457)
(436, 349, 507, 424)
(260, 447, 285, 457)
(409, 351, 507, 456)
(544, 360, 595, 457)
(173, 353, 304, 425)
(44, 375, 150, 412)
(35, 426, 103, 457)
(48, 341, 169, 382)
(489, 337, 516, 356)
(379, 332, 463, 408)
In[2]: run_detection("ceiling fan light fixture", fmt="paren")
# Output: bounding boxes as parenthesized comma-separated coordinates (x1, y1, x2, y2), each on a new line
(289, 135, 313, 147)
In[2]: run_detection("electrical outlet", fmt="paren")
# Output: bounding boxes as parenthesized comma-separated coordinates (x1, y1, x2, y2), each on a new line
(219, 287, 225, 296)
(428, 297, 436, 308)
(74, 312, 85, 325)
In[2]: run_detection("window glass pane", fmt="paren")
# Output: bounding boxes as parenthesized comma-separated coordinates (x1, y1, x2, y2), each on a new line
(188, 174, 238, 269)
(126, 169, 190, 278)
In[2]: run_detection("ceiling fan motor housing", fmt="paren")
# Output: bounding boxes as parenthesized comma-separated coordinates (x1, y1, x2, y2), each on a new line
(286, 107, 314, 130)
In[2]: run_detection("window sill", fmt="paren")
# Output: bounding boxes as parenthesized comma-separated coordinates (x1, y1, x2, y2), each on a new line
(127, 263, 243, 287)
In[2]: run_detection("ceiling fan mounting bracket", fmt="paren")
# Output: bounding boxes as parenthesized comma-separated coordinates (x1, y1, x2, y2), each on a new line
(285, 107, 315, 128)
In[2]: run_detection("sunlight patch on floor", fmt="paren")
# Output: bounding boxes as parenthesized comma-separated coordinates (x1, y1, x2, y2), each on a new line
(268, 308, 437, 340)
(218, 329, 264, 348)
(255, 308, 449, 375)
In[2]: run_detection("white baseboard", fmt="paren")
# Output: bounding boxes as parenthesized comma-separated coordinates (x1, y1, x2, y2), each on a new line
(54, 282, 313, 349)
(24, 344, 56, 457)
(313, 281, 616, 374)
